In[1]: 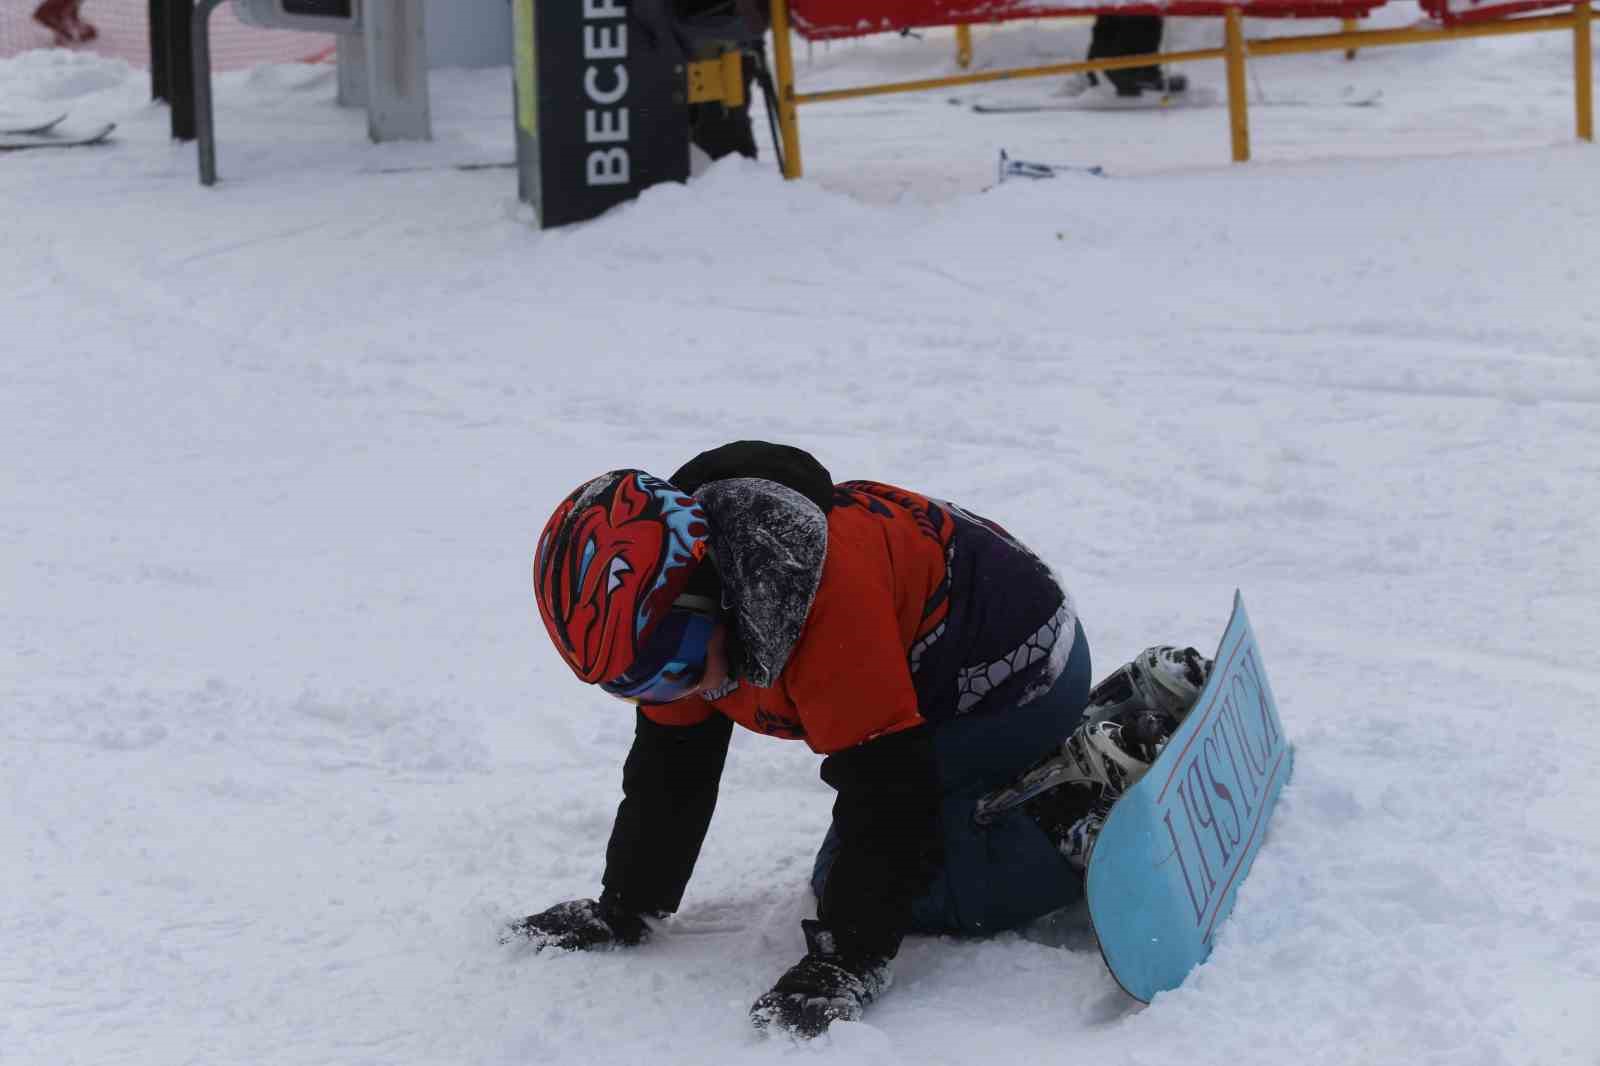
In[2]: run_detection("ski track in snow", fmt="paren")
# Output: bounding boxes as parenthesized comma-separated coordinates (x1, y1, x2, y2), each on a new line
(3, 9, 1599, 1065)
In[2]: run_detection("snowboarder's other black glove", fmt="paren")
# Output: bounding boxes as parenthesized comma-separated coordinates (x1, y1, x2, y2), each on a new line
(502, 894, 652, 952)
(749, 920, 891, 1038)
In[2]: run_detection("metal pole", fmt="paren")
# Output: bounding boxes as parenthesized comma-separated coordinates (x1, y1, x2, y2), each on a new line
(168, 0, 196, 140)
(768, 0, 804, 178)
(1577, 0, 1594, 141)
(956, 24, 974, 69)
(793, 45, 1227, 104)
(511, 0, 540, 209)
(1248, 13, 1575, 55)
(193, 0, 228, 184)
(149, 0, 170, 101)
(336, 32, 369, 109)
(1225, 7, 1250, 162)
(363, 0, 432, 142)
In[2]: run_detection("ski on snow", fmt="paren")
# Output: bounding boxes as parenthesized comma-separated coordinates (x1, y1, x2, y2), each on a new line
(0, 111, 70, 136)
(996, 150, 1105, 182)
(972, 86, 1222, 113)
(0, 121, 116, 151)
(971, 86, 1380, 113)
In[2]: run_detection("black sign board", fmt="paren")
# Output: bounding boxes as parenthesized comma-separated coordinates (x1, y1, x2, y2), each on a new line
(514, 0, 691, 229)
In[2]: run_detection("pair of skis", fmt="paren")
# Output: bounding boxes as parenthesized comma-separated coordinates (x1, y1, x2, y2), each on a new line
(0, 112, 116, 151)
(970, 84, 1382, 114)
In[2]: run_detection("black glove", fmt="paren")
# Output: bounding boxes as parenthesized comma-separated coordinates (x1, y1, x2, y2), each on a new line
(749, 920, 891, 1038)
(501, 895, 652, 952)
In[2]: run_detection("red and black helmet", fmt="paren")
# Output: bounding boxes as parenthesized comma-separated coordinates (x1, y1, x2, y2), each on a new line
(534, 470, 712, 689)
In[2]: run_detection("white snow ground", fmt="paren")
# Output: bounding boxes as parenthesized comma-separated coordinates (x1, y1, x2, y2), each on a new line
(3, 9, 1599, 1065)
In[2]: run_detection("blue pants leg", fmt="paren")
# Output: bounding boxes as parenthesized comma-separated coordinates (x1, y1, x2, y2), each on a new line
(811, 620, 1093, 936)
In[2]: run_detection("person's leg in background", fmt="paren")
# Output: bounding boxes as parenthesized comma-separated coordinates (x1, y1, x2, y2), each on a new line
(1086, 15, 1183, 96)
(33, 0, 97, 44)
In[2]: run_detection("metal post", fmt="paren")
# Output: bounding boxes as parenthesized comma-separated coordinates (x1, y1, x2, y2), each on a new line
(363, 0, 432, 142)
(168, 0, 197, 140)
(1225, 7, 1251, 163)
(1577, 0, 1594, 141)
(956, 24, 974, 69)
(768, 0, 804, 178)
(1249, 14, 1575, 55)
(193, 0, 228, 184)
(511, 0, 539, 208)
(337, 32, 369, 108)
(1342, 17, 1359, 60)
(149, 0, 170, 101)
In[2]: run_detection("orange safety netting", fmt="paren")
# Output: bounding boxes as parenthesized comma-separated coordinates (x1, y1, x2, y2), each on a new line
(0, 0, 333, 69)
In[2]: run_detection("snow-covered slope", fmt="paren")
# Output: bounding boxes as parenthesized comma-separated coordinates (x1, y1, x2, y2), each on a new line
(3, 12, 1598, 1065)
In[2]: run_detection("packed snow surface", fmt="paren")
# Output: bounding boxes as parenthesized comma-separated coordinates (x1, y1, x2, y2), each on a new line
(3, 10, 1598, 1065)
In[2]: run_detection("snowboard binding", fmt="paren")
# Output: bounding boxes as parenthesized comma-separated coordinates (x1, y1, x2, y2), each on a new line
(975, 645, 1214, 868)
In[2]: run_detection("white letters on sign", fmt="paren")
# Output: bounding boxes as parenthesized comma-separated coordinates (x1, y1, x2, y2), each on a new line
(583, 0, 628, 187)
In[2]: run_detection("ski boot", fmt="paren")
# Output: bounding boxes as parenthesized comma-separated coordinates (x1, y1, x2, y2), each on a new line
(1120, 68, 1188, 98)
(1056, 69, 1190, 100)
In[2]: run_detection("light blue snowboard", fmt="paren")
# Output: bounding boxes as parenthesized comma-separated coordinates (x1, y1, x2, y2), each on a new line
(1085, 592, 1293, 1002)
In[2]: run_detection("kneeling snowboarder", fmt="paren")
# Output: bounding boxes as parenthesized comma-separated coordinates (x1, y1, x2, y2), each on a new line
(513, 441, 1211, 1037)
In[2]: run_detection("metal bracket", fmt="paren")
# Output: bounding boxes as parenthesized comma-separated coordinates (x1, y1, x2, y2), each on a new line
(196, 0, 428, 185)
(685, 51, 746, 107)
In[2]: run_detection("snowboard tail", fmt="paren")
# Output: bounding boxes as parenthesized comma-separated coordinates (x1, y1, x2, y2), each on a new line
(1085, 591, 1292, 1003)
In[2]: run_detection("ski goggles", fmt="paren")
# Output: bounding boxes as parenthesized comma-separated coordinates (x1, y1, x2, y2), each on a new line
(599, 596, 719, 705)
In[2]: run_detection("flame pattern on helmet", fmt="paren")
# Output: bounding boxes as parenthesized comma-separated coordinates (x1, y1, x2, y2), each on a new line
(534, 470, 710, 685)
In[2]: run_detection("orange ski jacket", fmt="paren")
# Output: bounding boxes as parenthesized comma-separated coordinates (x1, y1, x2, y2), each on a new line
(641, 480, 1070, 754)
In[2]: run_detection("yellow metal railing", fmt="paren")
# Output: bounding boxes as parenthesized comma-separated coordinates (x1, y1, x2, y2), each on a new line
(1575, 0, 1594, 137)
(767, 1, 1597, 177)
(1225, 8, 1250, 162)
(768, 0, 806, 175)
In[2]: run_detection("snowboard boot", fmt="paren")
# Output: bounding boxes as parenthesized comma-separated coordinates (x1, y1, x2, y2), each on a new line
(1057, 789, 1116, 870)
(975, 707, 1151, 825)
(1083, 644, 1213, 727)
(1032, 716, 1166, 870)
(1001, 646, 1213, 868)
(974, 645, 1211, 826)
(1021, 718, 1151, 871)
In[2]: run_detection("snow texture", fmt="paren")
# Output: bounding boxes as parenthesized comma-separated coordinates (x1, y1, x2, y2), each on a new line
(696, 477, 829, 687)
(3, 10, 1600, 1066)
